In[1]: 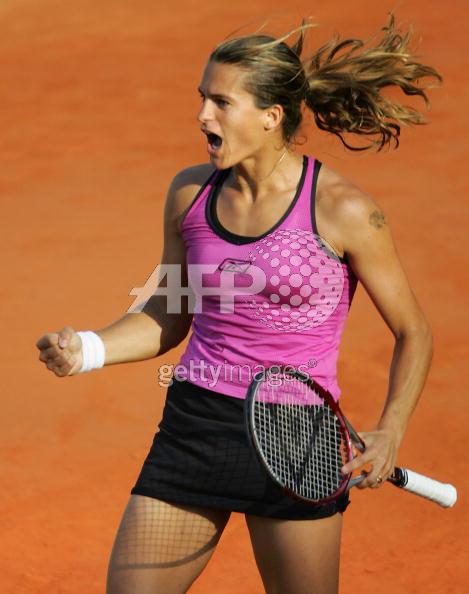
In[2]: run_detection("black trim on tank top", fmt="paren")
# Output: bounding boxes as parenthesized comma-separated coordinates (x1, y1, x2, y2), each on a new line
(206, 155, 308, 246)
(310, 159, 348, 265)
(179, 168, 220, 231)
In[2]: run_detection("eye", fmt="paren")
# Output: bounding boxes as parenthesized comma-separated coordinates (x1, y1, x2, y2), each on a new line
(215, 98, 229, 109)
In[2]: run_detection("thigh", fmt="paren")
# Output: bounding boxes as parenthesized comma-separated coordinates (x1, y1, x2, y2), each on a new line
(107, 495, 230, 594)
(245, 511, 343, 594)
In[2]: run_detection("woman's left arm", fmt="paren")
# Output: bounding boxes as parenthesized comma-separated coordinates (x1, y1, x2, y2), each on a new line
(336, 186, 433, 488)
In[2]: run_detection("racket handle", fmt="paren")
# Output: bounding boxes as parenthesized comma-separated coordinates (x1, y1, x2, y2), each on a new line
(390, 467, 457, 508)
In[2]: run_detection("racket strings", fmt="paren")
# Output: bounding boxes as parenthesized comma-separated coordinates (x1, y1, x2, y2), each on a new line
(253, 375, 348, 500)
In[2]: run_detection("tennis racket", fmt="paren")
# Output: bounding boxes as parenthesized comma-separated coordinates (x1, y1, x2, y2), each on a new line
(245, 367, 457, 508)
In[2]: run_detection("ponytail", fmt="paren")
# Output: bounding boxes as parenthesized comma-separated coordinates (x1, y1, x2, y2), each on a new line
(303, 15, 442, 150)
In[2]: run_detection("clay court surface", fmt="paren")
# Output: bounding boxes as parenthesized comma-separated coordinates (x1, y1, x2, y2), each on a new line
(2, 0, 468, 592)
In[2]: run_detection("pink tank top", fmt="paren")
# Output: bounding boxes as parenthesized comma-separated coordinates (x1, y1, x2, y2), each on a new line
(176, 156, 358, 400)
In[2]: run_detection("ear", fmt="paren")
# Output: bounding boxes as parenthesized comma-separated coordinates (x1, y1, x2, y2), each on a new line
(263, 104, 284, 132)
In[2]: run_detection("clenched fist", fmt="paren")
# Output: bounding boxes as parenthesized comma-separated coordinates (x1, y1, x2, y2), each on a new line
(36, 326, 83, 377)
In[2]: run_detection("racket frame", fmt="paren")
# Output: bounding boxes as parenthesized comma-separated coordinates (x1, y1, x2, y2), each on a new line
(245, 367, 358, 504)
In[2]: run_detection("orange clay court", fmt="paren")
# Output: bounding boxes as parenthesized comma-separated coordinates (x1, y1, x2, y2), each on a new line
(1, 0, 468, 592)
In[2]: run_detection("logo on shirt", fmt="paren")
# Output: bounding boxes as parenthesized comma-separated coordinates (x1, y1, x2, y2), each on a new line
(218, 258, 253, 273)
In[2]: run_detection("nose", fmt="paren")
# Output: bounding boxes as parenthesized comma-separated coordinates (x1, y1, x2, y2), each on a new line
(197, 99, 214, 125)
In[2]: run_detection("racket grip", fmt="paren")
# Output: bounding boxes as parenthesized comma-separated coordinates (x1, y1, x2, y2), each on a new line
(390, 467, 457, 508)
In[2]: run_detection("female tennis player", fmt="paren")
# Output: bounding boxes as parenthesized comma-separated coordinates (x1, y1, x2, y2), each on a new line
(36, 16, 440, 594)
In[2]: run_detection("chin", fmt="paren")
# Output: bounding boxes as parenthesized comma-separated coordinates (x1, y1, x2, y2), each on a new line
(209, 152, 231, 170)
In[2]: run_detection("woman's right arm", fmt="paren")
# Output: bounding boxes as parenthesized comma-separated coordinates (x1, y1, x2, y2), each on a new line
(36, 165, 213, 377)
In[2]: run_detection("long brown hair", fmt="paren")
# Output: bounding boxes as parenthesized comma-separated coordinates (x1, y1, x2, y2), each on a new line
(210, 15, 442, 151)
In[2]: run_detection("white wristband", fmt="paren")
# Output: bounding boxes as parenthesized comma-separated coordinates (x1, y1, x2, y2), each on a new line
(77, 331, 106, 373)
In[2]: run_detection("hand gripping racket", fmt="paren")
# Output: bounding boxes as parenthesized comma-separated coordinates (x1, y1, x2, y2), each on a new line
(245, 368, 457, 508)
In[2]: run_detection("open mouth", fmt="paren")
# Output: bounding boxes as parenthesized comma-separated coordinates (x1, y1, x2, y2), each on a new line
(206, 132, 223, 150)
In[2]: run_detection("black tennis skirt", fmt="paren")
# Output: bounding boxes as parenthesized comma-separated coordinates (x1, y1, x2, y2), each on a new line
(131, 379, 350, 520)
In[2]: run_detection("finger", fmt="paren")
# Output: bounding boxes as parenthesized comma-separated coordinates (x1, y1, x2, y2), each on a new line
(58, 326, 75, 349)
(36, 333, 59, 350)
(54, 359, 75, 377)
(341, 450, 375, 475)
(38, 350, 50, 363)
(45, 356, 72, 376)
(354, 470, 372, 489)
(359, 469, 386, 489)
(45, 359, 57, 371)
(39, 345, 71, 363)
(369, 477, 385, 489)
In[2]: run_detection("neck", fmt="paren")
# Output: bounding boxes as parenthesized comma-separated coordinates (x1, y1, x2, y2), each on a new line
(230, 147, 298, 199)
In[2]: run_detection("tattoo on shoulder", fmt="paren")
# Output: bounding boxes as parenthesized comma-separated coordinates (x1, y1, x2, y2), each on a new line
(369, 210, 387, 229)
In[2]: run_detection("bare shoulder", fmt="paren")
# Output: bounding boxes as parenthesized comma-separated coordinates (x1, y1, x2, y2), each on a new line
(317, 164, 386, 225)
(165, 163, 216, 228)
(316, 164, 389, 256)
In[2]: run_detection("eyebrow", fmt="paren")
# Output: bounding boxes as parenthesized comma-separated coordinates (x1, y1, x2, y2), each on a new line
(197, 87, 234, 102)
